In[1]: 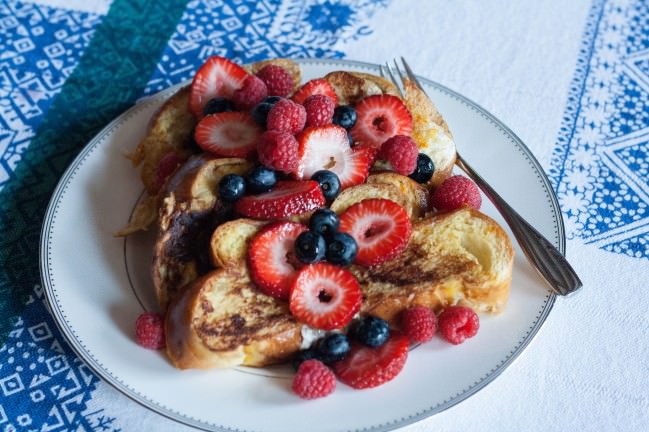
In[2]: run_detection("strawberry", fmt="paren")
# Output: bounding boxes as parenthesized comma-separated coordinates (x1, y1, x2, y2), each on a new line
(189, 56, 249, 117)
(294, 125, 371, 189)
(351, 95, 413, 149)
(194, 112, 262, 158)
(338, 199, 412, 267)
(234, 180, 325, 220)
(289, 262, 362, 330)
(248, 222, 308, 300)
(333, 333, 409, 389)
(292, 79, 339, 106)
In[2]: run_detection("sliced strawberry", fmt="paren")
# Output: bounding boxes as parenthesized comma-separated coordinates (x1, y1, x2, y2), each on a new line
(248, 221, 308, 300)
(333, 333, 409, 389)
(189, 56, 249, 117)
(289, 263, 361, 330)
(350, 95, 413, 149)
(338, 199, 412, 267)
(294, 125, 370, 189)
(235, 180, 325, 220)
(291, 79, 339, 105)
(194, 112, 262, 158)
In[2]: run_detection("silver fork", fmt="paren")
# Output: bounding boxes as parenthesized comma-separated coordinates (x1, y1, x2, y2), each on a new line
(382, 57, 582, 296)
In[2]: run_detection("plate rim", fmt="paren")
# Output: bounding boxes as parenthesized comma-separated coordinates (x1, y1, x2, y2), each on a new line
(39, 58, 561, 432)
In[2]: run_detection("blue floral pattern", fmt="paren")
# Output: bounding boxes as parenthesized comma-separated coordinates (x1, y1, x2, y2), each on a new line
(550, 0, 649, 259)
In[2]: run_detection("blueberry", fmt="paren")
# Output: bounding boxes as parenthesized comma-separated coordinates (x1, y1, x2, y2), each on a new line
(292, 349, 320, 371)
(294, 231, 326, 264)
(309, 208, 340, 238)
(351, 316, 390, 347)
(311, 170, 341, 202)
(409, 153, 435, 183)
(332, 105, 357, 129)
(316, 333, 350, 364)
(245, 166, 277, 194)
(202, 97, 235, 116)
(251, 102, 274, 126)
(264, 96, 282, 104)
(326, 232, 357, 265)
(218, 174, 246, 202)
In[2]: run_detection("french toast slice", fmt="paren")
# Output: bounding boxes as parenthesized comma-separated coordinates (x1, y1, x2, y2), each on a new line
(172, 207, 513, 368)
(153, 155, 253, 308)
(166, 268, 303, 369)
(209, 218, 267, 268)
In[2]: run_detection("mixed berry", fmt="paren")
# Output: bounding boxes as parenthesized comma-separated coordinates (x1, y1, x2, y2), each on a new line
(138, 56, 487, 400)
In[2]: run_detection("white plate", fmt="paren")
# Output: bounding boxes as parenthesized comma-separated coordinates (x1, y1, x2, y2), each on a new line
(40, 59, 561, 432)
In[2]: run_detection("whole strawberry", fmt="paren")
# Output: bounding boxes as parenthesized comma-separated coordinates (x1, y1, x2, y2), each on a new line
(135, 312, 166, 349)
(292, 359, 336, 399)
(431, 175, 482, 211)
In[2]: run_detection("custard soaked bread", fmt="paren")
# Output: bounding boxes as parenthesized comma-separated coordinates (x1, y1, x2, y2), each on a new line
(122, 55, 514, 383)
(166, 208, 513, 369)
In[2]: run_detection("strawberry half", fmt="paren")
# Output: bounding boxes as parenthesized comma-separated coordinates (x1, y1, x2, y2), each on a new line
(333, 333, 409, 389)
(189, 56, 249, 117)
(338, 198, 412, 267)
(291, 79, 339, 105)
(235, 180, 325, 220)
(249, 222, 308, 300)
(294, 125, 371, 189)
(351, 94, 413, 149)
(289, 262, 361, 330)
(194, 112, 262, 158)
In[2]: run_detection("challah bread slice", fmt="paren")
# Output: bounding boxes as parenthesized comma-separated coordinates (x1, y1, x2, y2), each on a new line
(127, 85, 198, 196)
(210, 218, 267, 268)
(165, 207, 513, 369)
(153, 155, 253, 308)
(165, 268, 304, 369)
(354, 208, 514, 323)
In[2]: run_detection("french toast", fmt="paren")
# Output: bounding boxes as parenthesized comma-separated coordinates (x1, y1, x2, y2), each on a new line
(122, 56, 513, 377)
(152, 155, 253, 308)
(167, 208, 513, 369)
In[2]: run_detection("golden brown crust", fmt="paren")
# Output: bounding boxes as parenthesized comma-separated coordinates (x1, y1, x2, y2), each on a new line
(165, 269, 303, 369)
(365, 172, 429, 218)
(127, 86, 197, 196)
(356, 208, 514, 322)
(210, 219, 267, 268)
(152, 156, 254, 308)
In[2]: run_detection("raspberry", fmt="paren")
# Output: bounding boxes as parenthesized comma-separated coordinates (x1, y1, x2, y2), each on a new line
(256, 65, 294, 97)
(377, 135, 418, 175)
(266, 98, 306, 134)
(291, 359, 336, 399)
(232, 75, 268, 110)
(135, 312, 166, 349)
(431, 175, 482, 211)
(257, 130, 299, 173)
(155, 152, 185, 190)
(303, 94, 335, 127)
(438, 306, 480, 345)
(401, 306, 437, 343)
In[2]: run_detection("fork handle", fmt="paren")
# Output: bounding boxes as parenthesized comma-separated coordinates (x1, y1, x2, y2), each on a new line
(455, 153, 582, 296)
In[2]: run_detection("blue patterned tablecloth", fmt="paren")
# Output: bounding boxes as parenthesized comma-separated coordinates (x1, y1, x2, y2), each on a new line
(0, 0, 647, 431)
